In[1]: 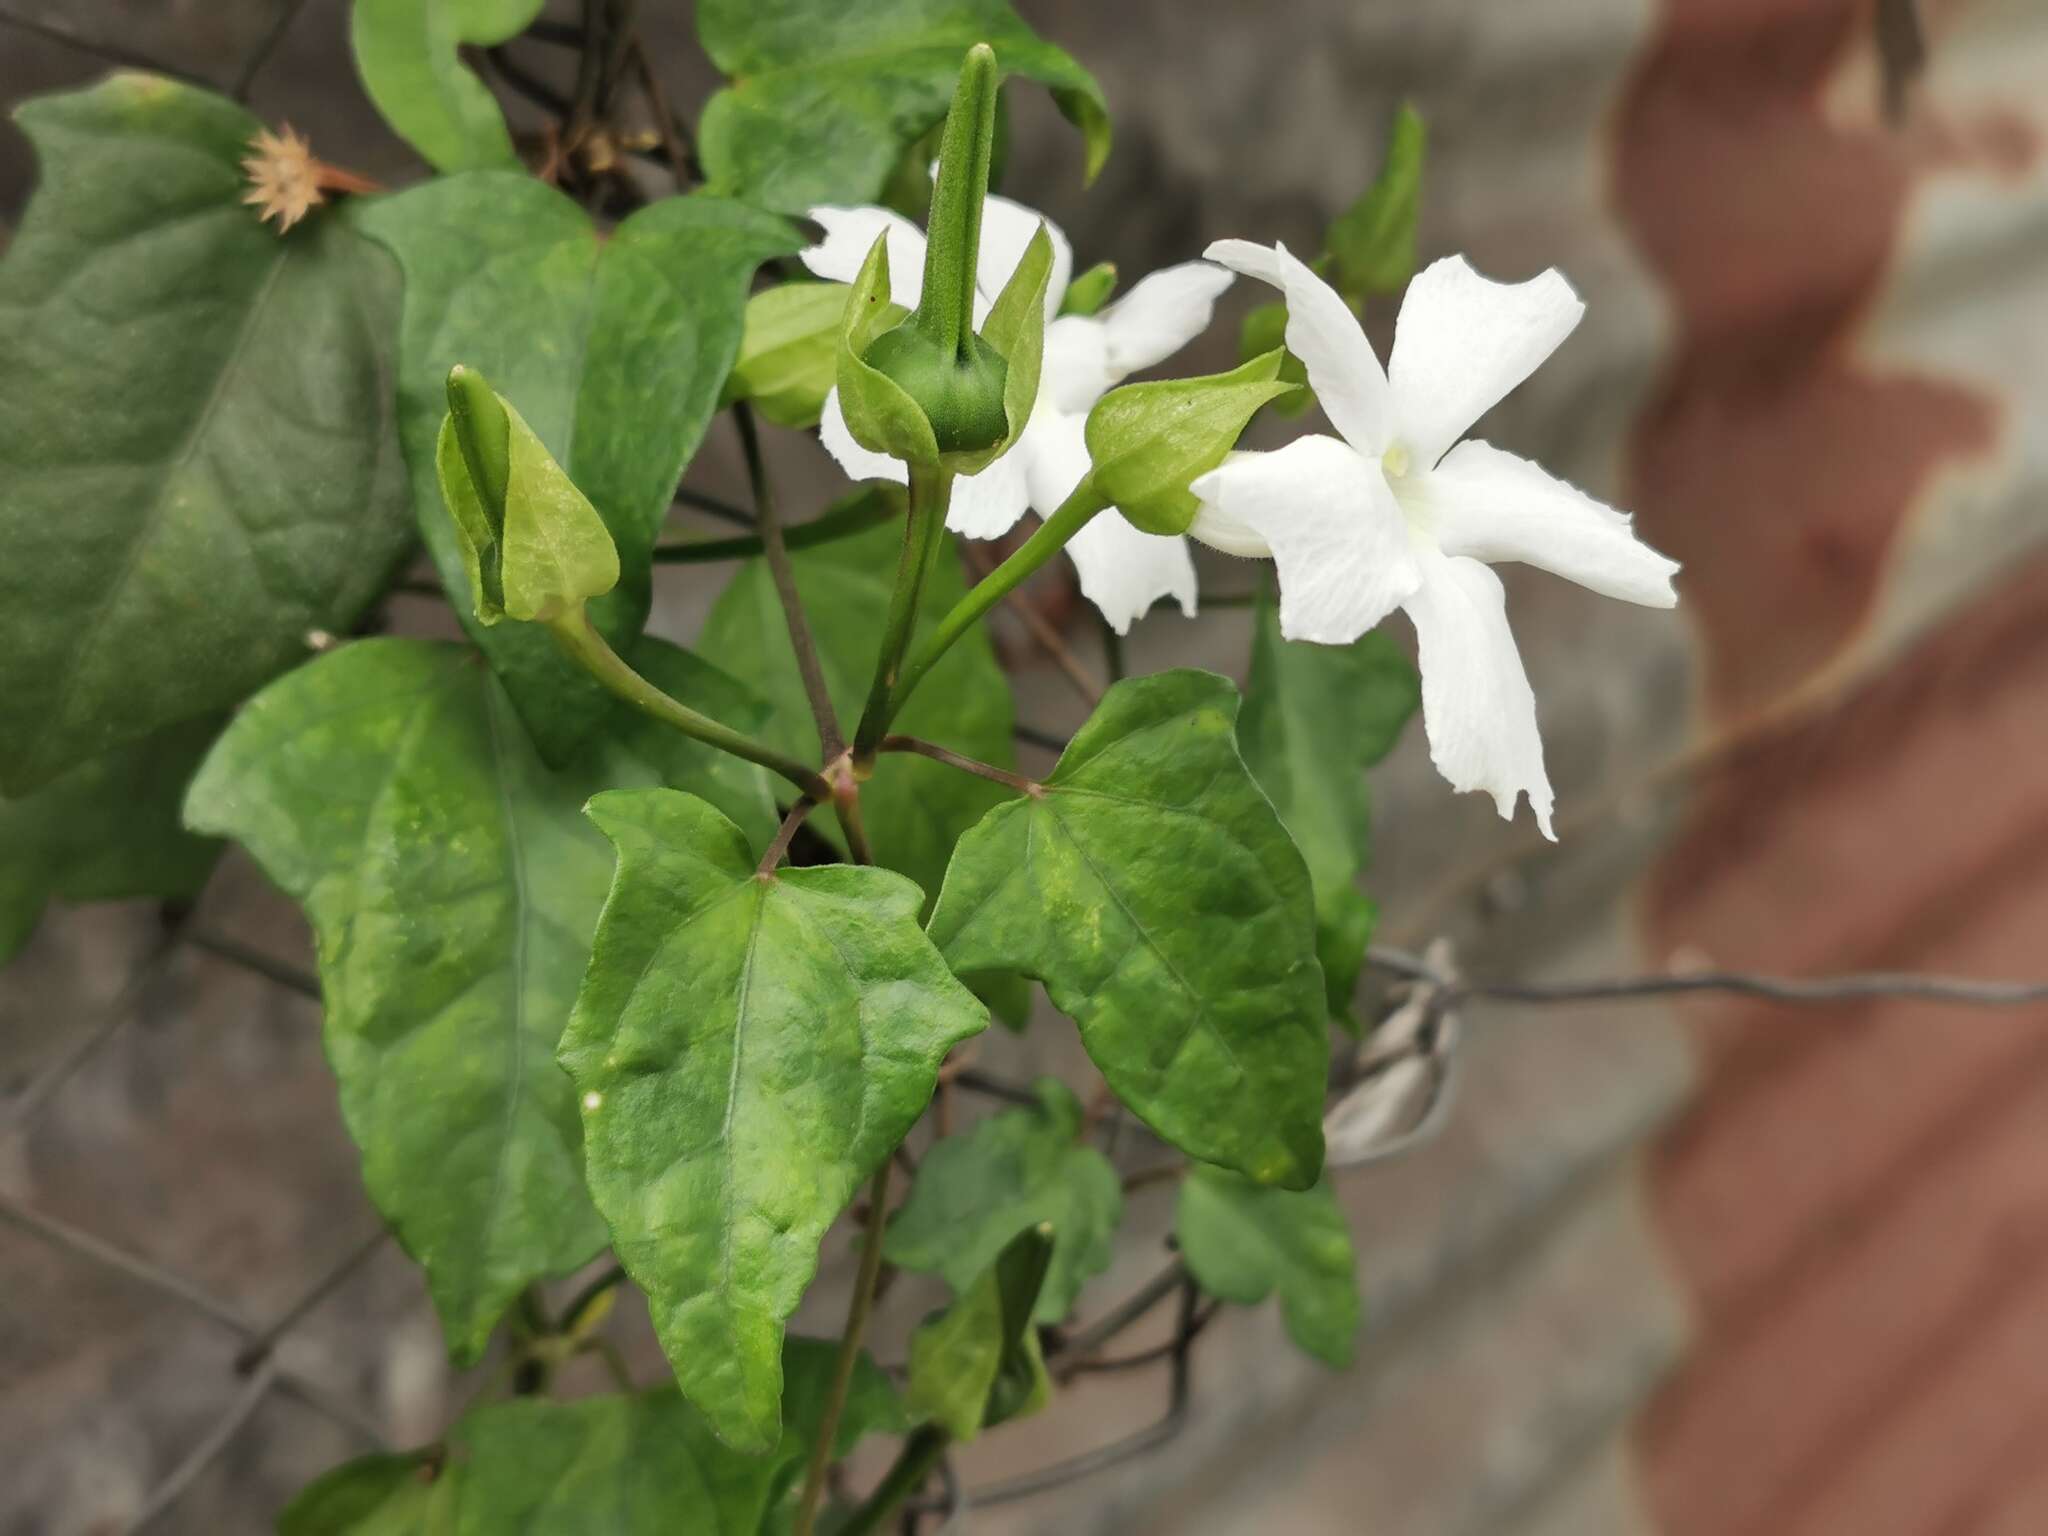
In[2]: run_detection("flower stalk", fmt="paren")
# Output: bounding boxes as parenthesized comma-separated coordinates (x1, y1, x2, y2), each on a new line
(852, 462, 955, 767)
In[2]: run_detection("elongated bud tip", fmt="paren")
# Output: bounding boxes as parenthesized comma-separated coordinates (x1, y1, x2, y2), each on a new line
(445, 364, 511, 534)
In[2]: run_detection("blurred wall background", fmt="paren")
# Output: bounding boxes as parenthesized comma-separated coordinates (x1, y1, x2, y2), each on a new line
(1, 1, 2044, 1533)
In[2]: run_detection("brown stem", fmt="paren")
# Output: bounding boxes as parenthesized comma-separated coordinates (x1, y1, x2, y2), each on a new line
(757, 799, 815, 877)
(960, 543, 1104, 705)
(735, 403, 844, 761)
(879, 735, 1041, 795)
(793, 1160, 894, 1536)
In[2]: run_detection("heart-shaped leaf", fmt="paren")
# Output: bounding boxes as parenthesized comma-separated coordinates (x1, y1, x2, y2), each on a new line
(349, 0, 545, 172)
(0, 75, 413, 794)
(186, 637, 776, 1361)
(927, 670, 1329, 1188)
(1177, 1166, 1359, 1367)
(560, 788, 987, 1450)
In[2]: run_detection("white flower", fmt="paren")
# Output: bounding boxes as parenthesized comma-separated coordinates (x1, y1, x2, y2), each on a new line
(802, 197, 1233, 633)
(1190, 242, 1680, 838)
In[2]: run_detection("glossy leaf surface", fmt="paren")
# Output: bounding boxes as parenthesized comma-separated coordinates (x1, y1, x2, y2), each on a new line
(928, 671, 1329, 1188)
(186, 638, 775, 1361)
(560, 788, 987, 1449)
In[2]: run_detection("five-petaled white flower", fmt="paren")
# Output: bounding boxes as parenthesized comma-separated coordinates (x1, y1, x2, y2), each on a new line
(1189, 241, 1680, 838)
(803, 197, 1233, 633)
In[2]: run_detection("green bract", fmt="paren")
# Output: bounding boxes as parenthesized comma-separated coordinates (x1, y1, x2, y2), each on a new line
(356, 179, 798, 761)
(928, 671, 1330, 1189)
(436, 368, 620, 627)
(884, 1078, 1120, 1324)
(1240, 590, 1420, 1025)
(1059, 259, 1119, 317)
(905, 1224, 1055, 1441)
(349, 0, 542, 173)
(1176, 1168, 1361, 1368)
(185, 638, 776, 1362)
(1327, 103, 1427, 302)
(560, 789, 987, 1450)
(0, 75, 413, 794)
(723, 282, 867, 430)
(1085, 349, 1297, 536)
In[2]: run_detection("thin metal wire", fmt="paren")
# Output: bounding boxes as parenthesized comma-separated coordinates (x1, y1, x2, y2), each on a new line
(234, 1226, 389, 1373)
(0, 9, 214, 86)
(119, 1359, 278, 1536)
(230, 0, 312, 101)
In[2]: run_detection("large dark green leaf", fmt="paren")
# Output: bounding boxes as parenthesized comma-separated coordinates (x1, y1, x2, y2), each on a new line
(0, 75, 413, 794)
(1239, 590, 1418, 1024)
(350, 0, 544, 173)
(905, 1223, 1054, 1441)
(186, 638, 775, 1363)
(697, 504, 1016, 902)
(884, 1078, 1118, 1323)
(355, 178, 798, 760)
(279, 1341, 900, 1535)
(1176, 1166, 1359, 1367)
(695, 0, 1110, 215)
(560, 788, 987, 1450)
(0, 719, 223, 965)
(927, 670, 1328, 1189)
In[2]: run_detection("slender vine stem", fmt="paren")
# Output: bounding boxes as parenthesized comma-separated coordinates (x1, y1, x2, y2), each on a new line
(651, 489, 898, 564)
(839, 1425, 951, 1536)
(793, 1160, 894, 1536)
(673, 485, 754, 525)
(757, 798, 815, 876)
(547, 606, 832, 801)
(852, 462, 954, 766)
(880, 734, 1040, 795)
(890, 479, 1109, 724)
(735, 402, 845, 760)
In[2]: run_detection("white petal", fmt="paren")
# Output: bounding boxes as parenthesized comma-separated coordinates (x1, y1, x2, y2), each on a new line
(978, 194, 1072, 322)
(1100, 260, 1234, 377)
(1205, 238, 1390, 454)
(818, 387, 909, 487)
(1388, 255, 1583, 470)
(1040, 316, 1114, 415)
(1400, 551, 1554, 837)
(1020, 407, 1093, 514)
(1187, 435, 1418, 645)
(1066, 512, 1198, 634)
(946, 446, 1031, 540)
(1421, 440, 1679, 607)
(802, 205, 928, 308)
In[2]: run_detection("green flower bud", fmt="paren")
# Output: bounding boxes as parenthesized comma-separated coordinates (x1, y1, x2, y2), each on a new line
(1085, 350, 1298, 536)
(436, 365, 619, 626)
(1059, 260, 1119, 318)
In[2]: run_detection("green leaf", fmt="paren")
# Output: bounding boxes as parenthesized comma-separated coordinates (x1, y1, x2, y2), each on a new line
(355, 180, 798, 761)
(723, 282, 853, 430)
(1236, 303, 1312, 419)
(949, 223, 1054, 476)
(697, 505, 1017, 903)
(905, 1223, 1054, 1440)
(927, 671, 1328, 1189)
(349, 0, 543, 173)
(885, 1078, 1118, 1324)
(1176, 1166, 1359, 1367)
(186, 638, 775, 1362)
(1238, 590, 1418, 1023)
(277, 1451, 452, 1535)
(559, 788, 988, 1450)
(696, 0, 1110, 215)
(0, 75, 414, 794)
(837, 236, 942, 467)
(1085, 350, 1293, 535)
(1, 719, 223, 966)
(283, 1343, 900, 1536)
(1325, 103, 1426, 302)
(435, 380, 619, 627)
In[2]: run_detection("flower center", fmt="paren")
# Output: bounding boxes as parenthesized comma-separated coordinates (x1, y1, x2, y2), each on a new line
(1382, 440, 1412, 480)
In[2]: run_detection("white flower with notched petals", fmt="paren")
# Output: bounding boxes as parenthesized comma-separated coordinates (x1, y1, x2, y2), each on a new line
(1189, 241, 1679, 838)
(802, 197, 1233, 633)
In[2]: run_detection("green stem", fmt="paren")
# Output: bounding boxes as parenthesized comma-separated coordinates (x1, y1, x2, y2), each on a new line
(838, 1426, 952, 1536)
(852, 463, 953, 766)
(547, 607, 832, 802)
(791, 1160, 894, 1536)
(650, 492, 897, 563)
(889, 477, 1110, 725)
